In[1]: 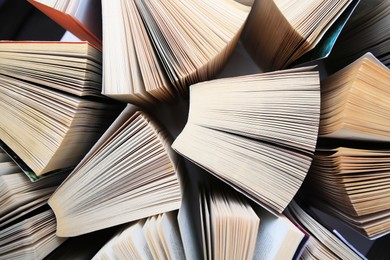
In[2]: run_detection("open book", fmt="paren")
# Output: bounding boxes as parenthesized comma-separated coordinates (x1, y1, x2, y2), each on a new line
(242, 0, 353, 71)
(0, 41, 102, 96)
(29, 0, 252, 104)
(49, 106, 183, 237)
(199, 188, 260, 260)
(304, 146, 390, 239)
(179, 181, 306, 260)
(252, 204, 306, 260)
(92, 211, 185, 260)
(319, 53, 390, 141)
(102, 0, 251, 103)
(286, 201, 362, 259)
(172, 67, 321, 214)
(0, 71, 121, 177)
(0, 150, 66, 228)
(0, 208, 66, 259)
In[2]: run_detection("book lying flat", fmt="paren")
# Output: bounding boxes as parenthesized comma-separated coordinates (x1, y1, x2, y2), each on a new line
(172, 67, 321, 214)
(0, 41, 102, 97)
(100, 0, 251, 103)
(242, 0, 353, 71)
(319, 53, 390, 141)
(304, 146, 390, 238)
(286, 201, 362, 259)
(27, 0, 102, 50)
(0, 73, 121, 177)
(0, 208, 66, 259)
(92, 211, 185, 260)
(49, 106, 183, 237)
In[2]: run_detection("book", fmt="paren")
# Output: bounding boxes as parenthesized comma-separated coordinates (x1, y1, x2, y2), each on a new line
(0, 71, 121, 177)
(327, 0, 390, 72)
(319, 52, 390, 141)
(100, 0, 251, 103)
(289, 0, 360, 67)
(31, 0, 252, 103)
(0, 150, 66, 228)
(0, 149, 19, 175)
(0, 41, 102, 97)
(1, 1, 385, 258)
(27, 0, 102, 49)
(49, 106, 183, 237)
(199, 188, 260, 260)
(172, 67, 321, 214)
(252, 204, 306, 260)
(242, 0, 353, 71)
(0, 208, 66, 259)
(178, 178, 304, 260)
(286, 201, 362, 259)
(92, 211, 185, 260)
(303, 146, 390, 239)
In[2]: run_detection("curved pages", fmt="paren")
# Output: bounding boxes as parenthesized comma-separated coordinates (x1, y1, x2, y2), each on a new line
(172, 68, 321, 214)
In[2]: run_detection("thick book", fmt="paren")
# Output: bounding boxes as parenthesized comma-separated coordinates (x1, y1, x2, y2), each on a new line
(286, 201, 362, 259)
(0, 71, 121, 177)
(92, 211, 185, 260)
(304, 146, 390, 239)
(101, 0, 251, 103)
(199, 188, 260, 260)
(0, 208, 66, 259)
(27, 0, 102, 49)
(319, 52, 390, 141)
(242, 0, 353, 71)
(0, 41, 102, 97)
(172, 67, 321, 214)
(30, 0, 252, 103)
(178, 180, 305, 260)
(49, 106, 183, 237)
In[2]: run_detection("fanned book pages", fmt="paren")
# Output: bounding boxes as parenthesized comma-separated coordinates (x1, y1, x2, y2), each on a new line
(319, 53, 390, 141)
(252, 204, 306, 260)
(92, 211, 185, 260)
(0, 208, 66, 260)
(172, 68, 321, 214)
(303, 146, 390, 239)
(328, 0, 390, 71)
(49, 108, 183, 237)
(199, 188, 260, 260)
(0, 73, 121, 177)
(101, 0, 251, 103)
(0, 150, 66, 229)
(242, 0, 353, 71)
(27, 0, 102, 50)
(286, 201, 362, 260)
(0, 41, 102, 97)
